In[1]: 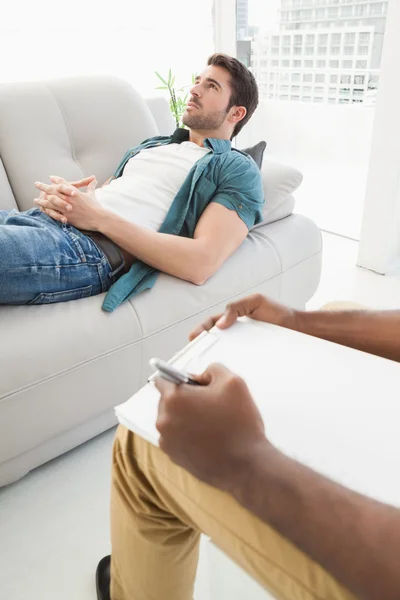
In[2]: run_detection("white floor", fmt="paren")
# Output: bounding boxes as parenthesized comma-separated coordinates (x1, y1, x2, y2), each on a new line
(2, 231, 400, 600)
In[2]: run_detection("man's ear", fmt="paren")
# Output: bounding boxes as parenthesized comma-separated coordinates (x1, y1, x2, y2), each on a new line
(229, 106, 247, 125)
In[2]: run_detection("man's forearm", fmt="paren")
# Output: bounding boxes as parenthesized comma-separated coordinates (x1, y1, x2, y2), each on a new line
(232, 442, 400, 600)
(96, 210, 209, 284)
(292, 309, 400, 363)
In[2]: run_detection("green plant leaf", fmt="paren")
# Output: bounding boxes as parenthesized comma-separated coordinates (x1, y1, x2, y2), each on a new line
(155, 71, 168, 86)
(168, 68, 172, 87)
(155, 86, 168, 90)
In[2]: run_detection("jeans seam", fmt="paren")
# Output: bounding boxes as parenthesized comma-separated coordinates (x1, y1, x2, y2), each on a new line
(97, 256, 112, 293)
(62, 225, 86, 262)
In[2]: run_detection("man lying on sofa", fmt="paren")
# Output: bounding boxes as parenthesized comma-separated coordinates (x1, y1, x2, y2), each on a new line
(0, 54, 264, 312)
(97, 294, 400, 600)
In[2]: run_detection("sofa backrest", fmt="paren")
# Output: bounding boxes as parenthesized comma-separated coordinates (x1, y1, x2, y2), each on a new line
(0, 76, 161, 212)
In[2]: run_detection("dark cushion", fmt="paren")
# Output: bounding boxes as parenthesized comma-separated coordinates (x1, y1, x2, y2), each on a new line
(240, 141, 267, 170)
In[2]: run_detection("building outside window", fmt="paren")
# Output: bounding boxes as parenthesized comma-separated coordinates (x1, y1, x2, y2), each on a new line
(238, 0, 391, 239)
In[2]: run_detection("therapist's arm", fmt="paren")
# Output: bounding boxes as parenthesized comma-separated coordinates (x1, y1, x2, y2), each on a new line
(155, 364, 400, 600)
(235, 442, 400, 600)
(190, 294, 400, 363)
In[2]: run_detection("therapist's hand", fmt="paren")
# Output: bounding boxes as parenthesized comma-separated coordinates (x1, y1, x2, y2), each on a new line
(155, 363, 268, 492)
(189, 293, 299, 341)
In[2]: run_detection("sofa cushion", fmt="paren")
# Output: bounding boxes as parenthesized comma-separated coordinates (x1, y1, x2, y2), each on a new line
(254, 159, 303, 228)
(240, 141, 267, 170)
(0, 77, 159, 212)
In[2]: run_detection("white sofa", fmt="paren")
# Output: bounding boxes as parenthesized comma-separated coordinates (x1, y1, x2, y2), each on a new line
(0, 76, 322, 487)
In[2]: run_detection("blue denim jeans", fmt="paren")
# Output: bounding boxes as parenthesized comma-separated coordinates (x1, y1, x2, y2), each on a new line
(0, 209, 117, 305)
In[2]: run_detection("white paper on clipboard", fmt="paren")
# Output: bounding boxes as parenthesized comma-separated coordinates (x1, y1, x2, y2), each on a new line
(114, 327, 220, 446)
(114, 318, 400, 506)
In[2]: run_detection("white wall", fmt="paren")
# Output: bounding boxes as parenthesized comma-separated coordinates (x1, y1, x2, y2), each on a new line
(0, 1, 214, 97)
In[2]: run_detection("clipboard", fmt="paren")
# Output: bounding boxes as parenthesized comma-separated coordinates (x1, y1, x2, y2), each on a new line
(114, 318, 400, 506)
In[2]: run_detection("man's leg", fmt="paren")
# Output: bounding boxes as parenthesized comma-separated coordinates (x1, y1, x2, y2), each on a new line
(110, 426, 356, 600)
(0, 209, 112, 304)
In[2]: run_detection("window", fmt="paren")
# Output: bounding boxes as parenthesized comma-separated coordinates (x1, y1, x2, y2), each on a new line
(238, 0, 391, 242)
(370, 3, 384, 16)
(359, 32, 370, 44)
(342, 6, 353, 18)
(355, 5, 366, 17)
(345, 33, 356, 45)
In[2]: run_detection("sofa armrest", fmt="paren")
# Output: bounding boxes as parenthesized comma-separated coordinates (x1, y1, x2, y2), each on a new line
(145, 97, 175, 136)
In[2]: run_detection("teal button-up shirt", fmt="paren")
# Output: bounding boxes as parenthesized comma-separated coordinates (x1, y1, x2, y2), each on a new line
(102, 128, 264, 312)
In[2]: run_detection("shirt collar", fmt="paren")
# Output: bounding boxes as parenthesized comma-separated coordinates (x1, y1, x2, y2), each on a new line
(170, 128, 232, 154)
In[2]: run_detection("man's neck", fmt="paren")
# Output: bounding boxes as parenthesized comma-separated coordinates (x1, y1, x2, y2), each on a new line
(189, 129, 231, 147)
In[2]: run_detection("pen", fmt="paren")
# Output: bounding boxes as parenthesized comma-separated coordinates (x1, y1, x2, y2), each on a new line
(149, 358, 200, 386)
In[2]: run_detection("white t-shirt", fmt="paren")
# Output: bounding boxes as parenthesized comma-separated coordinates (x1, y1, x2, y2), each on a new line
(96, 142, 210, 230)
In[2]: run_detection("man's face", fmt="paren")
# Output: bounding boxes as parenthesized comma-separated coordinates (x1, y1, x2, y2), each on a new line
(182, 65, 233, 131)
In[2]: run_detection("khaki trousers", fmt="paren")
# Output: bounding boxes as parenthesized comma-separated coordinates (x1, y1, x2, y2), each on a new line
(111, 302, 362, 600)
(110, 427, 356, 600)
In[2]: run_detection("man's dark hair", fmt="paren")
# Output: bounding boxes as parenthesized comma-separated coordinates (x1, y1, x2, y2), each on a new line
(207, 53, 259, 139)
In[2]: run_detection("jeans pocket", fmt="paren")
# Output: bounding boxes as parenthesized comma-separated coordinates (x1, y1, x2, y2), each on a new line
(28, 284, 93, 305)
